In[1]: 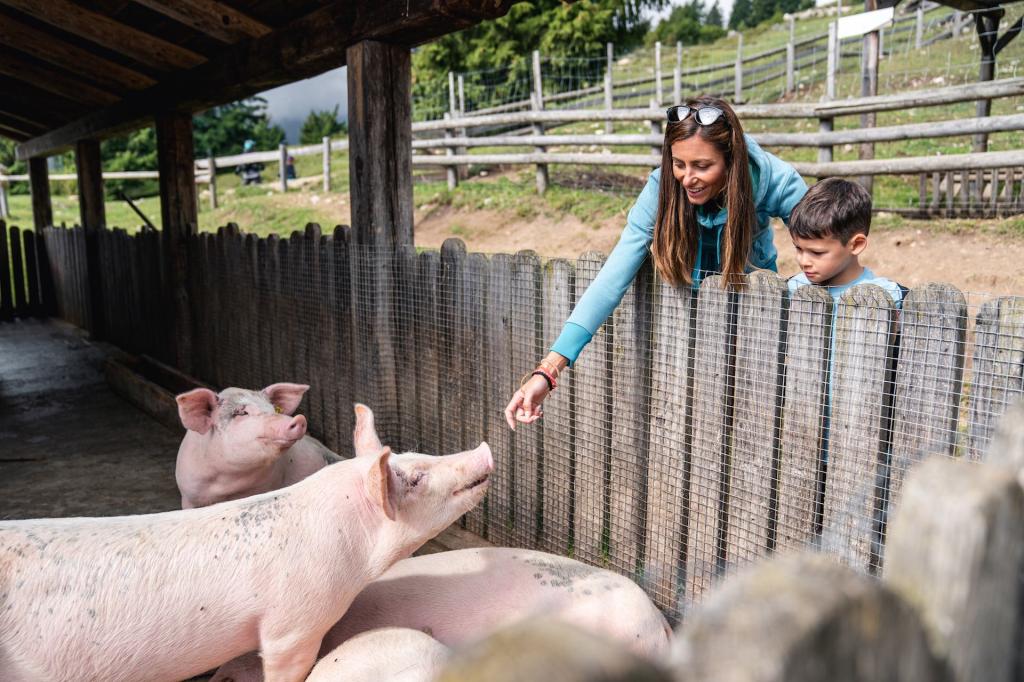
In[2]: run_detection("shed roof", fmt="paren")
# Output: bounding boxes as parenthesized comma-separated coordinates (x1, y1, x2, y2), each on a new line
(5, 0, 520, 160)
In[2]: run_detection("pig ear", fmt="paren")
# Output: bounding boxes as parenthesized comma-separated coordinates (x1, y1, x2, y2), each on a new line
(262, 383, 309, 415)
(366, 447, 397, 521)
(176, 388, 219, 434)
(353, 403, 384, 458)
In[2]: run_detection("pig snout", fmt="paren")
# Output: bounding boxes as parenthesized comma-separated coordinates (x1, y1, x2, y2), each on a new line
(268, 414, 307, 444)
(453, 443, 493, 497)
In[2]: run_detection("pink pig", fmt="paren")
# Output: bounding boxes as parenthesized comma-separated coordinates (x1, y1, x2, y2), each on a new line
(305, 627, 449, 682)
(212, 547, 672, 681)
(175, 383, 342, 509)
(0, 405, 492, 682)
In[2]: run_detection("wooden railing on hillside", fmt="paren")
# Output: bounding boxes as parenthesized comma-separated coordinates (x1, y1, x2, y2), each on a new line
(32, 224, 1024, 621)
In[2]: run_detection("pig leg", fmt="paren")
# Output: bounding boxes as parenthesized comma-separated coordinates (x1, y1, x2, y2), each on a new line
(259, 636, 320, 682)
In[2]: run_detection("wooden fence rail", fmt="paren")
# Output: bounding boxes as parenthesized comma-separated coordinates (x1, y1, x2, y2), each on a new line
(27, 226, 1024, 624)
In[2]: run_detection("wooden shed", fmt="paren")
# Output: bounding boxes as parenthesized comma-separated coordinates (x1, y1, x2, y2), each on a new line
(2, 0, 522, 371)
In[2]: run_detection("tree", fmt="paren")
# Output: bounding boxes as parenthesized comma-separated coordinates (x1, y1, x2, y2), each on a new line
(193, 98, 285, 157)
(729, 0, 752, 29)
(299, 105, 347, 144)
(412, 0, 666, 113)
(706, 1, 723, 27)
(749, 0, 777, 27)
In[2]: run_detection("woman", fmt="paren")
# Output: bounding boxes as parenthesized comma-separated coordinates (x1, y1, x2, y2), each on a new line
(504, 95, 807, 429)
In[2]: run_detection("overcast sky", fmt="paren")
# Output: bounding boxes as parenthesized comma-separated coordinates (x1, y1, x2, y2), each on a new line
(257, 1, 733, 143)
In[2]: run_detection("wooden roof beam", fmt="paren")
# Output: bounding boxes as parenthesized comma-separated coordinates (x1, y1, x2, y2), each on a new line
(16, 0, 524, 161)
(0, 0, 206, 71)
(0, 46, 120, 107)
(130, 0, 272, 43)
(0, 13, 156, 91)
(0, 111, 49, 136)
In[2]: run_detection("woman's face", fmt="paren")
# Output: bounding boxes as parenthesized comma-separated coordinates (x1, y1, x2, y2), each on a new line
(670, 135, 728, 206)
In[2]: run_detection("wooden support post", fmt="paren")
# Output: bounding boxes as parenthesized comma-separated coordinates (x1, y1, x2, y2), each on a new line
(448, 71, 457, 118)
(347, 40, 414, 247)
(655, 41, 663, 105)
(605, 42, 614, 134)
(786, 15, 796, 95)
(28, 156, 52, 232)
(207, 155, 218, 209)
(76, 138, 105, 338)
(734, 32, 744, 103)
(322, 136, 331, 192)
(279, 142, 287, 192)
(860, 0, 879, 194)
(674, 41, 682, 104)
(916, 6, 924, 49)
(532, 50, 548, 195)
(155, 111, 197, 373)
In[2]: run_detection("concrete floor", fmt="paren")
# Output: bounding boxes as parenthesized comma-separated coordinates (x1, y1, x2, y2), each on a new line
(0, 318, 183, 520)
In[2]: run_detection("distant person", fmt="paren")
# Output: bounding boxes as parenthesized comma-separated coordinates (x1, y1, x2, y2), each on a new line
(505, 95, 807, 429)
(286, 154, 297, 180)
(235, 138, 264, 186)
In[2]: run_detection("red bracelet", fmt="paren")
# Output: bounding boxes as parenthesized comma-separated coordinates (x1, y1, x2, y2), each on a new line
(532, 367, 557, 391)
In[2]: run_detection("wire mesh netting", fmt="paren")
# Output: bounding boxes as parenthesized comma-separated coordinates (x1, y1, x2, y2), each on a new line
(40, 224, 1024, 625)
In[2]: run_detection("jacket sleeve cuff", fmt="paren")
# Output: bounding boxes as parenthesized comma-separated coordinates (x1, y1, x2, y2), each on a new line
(550, 322, 593, 367)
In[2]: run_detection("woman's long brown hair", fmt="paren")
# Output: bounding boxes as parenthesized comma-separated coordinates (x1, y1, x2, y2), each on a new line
(651, 95, 756, 287)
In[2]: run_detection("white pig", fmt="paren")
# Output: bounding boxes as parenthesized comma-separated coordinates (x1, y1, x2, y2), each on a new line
(0, 404, 492, 682)
(324, 547, 674, 658)
(175, 383, 342, 509)
(306, 627, 449, 682)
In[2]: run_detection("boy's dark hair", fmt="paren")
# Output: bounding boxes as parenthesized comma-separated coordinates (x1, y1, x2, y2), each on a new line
(788, 177, 872, 244)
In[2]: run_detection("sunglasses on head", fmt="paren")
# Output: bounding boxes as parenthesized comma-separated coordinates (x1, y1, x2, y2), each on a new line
(665, 105, 726, 125)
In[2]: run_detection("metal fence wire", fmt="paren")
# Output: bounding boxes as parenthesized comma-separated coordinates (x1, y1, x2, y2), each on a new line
(39, 225, 1024, 625)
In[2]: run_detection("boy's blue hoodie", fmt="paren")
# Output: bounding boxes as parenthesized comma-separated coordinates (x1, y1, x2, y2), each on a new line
(552, 135, 808, 365)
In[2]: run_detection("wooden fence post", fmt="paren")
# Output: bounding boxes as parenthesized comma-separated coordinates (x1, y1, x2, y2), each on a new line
(322, 137, 331, 192)
(674, 554, 949, 681)
(916, 6, 924, 49)
(0, 222, 12, 321)
(650, 98, 662, 157)
(457, 73, 468, 177)
(885, 457, 1023, 682)
(207, 155, 217, 209)
(532, 50, 548, 195)
(605, 42, 614, 134)
(279, 142, 288, 192)
(786, 15, 796, 95)
(76, 138, 105, 338)
(674, 40, 682, 105)
(734, 32, 744, 103)
(860, 0, 880, 194)
(655, 41, 663, 105)
(28, 157, 52, 233)
(0, 175, 8, 219)
(444, 113, 458, 191)
(968, 297, 1024, 459)
(820, 21, 838, 164)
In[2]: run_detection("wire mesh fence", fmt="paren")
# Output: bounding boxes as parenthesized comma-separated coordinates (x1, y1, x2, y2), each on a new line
(37, 224, 1024, 625)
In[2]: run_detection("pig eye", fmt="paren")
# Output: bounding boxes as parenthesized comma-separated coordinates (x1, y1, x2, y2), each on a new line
(274, 405, 283, 414)
(409, 472, 425, 488)
(231, 406, 248, 418)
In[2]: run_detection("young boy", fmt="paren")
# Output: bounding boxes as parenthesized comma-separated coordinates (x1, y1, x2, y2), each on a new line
(787, 177, 903, 307)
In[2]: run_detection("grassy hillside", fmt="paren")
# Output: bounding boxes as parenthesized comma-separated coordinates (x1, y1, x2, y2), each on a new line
(5, 4, 1021, 236)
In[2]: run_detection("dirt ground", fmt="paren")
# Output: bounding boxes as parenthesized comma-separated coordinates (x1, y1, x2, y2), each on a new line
(415, 206, 1024, 296)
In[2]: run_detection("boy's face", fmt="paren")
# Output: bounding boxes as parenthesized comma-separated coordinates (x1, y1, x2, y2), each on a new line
(791, 233, 867, 286)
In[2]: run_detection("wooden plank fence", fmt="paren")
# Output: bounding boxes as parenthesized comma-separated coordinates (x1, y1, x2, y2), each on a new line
(20, 227, 1024, 625)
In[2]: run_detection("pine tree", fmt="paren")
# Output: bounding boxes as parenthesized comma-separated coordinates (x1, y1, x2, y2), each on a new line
(706, 1, 723, 27)
(728, 0, 752, 29)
